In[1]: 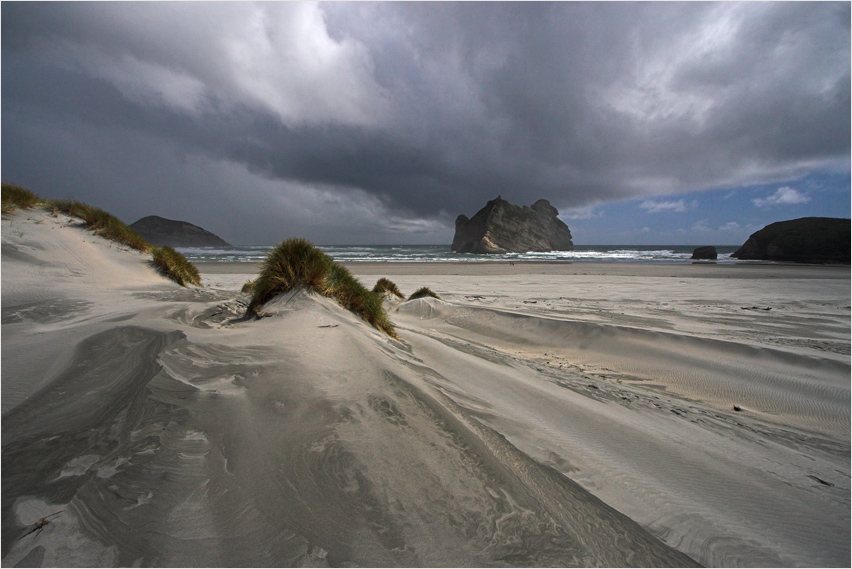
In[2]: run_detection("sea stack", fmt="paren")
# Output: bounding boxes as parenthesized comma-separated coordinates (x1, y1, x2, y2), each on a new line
(130, 215, 231, 247)
(732, 217, 850, 264)
(691, 246, 718, 260)
(452, 196, 574, 254)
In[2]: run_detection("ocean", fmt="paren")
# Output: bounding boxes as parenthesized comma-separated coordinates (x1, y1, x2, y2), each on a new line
(179, 244, 743, 264)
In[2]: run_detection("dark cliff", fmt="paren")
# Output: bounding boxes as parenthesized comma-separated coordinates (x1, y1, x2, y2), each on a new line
(129, 215, 231, 248)
(732, 217, 850, 264)
(452, 197, 573, 254)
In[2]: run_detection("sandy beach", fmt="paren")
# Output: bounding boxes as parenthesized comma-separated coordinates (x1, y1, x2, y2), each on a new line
(3, 209, 850, 567)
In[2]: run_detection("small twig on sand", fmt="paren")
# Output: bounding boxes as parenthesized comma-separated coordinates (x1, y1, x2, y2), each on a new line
(22, 511, 64, 538)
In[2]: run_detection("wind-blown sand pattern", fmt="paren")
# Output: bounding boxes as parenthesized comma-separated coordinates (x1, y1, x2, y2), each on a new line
(3, 209, 849, 567)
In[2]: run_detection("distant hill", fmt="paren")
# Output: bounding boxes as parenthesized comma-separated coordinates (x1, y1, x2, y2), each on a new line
(732, 217, 850, 264)
(129, 215, 231, 248)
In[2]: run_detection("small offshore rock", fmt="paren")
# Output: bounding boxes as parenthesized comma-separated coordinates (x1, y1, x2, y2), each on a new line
(691, 246, 717, 260)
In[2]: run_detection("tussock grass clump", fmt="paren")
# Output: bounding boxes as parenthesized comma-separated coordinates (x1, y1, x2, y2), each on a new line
(152, 245, 202, 287)
(48, 199, 150, 252)
(372, 277, 405, 299)
(324, 263, 395, 337)
(248, 238, 397, 338)
(249, 238, 333, 309)
(409, 286, 440, 300)
(2, 183, 41, 214)
(241, 280, 256, 293)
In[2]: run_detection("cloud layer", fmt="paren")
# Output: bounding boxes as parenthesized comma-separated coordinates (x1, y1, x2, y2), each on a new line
(2, 2, 849, 243)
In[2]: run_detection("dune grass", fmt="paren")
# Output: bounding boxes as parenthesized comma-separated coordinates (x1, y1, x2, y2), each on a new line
(151, 245, 202, 286)
(372, 277, 405, 299)
(241, 280, 256, 293)
(248, 238, 397, 338)
(47, 199, 200, 286)
(2, 182, 41, 214)
(1, 182, 201, 288)
(48, 199, 151, 252)
(409, 286, 440, 300)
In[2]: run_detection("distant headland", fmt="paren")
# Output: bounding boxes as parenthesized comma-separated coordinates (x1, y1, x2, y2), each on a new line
(733, 217, 850, 264)
(130, 215, 231, 248)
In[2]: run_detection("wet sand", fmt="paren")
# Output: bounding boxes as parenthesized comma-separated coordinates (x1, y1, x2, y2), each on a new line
(3, 209, 849, 567)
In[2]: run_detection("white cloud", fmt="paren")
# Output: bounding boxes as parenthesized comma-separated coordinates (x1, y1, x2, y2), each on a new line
(600, 3, 746, 127)
(639, 199, 687, 213)
(217, 3, 388, 127)
(691, 219, 711, 232)
(719, 221, 740, 231)
(561, 204, 603, 220)
(752, 186, 810, 208)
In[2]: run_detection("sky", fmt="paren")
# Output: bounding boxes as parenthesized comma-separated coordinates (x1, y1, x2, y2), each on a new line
(2, 1, 849, 246)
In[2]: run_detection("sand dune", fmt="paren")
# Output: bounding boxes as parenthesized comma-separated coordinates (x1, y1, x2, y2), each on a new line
(3, 210, 849, 567)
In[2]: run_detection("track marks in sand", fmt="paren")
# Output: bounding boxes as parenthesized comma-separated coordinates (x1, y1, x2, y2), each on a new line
(395, 298, 850, 440)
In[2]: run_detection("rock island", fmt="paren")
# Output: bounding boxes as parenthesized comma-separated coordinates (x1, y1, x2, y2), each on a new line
(452, 196, 574, 254)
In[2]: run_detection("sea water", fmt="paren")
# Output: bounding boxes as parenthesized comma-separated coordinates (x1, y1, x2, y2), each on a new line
(178, 244, 743, 264)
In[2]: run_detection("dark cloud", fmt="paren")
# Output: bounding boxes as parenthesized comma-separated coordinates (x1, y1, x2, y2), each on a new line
(2, 2, 849, 244)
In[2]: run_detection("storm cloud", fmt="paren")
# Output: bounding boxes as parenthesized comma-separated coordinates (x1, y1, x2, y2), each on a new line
(2, 2, 849, 244)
